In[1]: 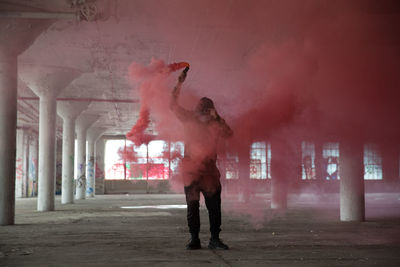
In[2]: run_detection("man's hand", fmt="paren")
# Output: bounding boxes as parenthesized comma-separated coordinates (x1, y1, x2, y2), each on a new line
(210, 108, 222, 121)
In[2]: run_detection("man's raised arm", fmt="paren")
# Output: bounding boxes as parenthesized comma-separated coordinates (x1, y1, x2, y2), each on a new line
(170, 68, 191, 122)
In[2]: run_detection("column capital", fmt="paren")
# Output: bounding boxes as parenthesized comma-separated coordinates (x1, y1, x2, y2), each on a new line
(57, 101, 90, 121)
(87, 127, 107, 143)
(76, 114, 99, 133)
(0, 18, 52, 58)
(19, 64, 81, 98)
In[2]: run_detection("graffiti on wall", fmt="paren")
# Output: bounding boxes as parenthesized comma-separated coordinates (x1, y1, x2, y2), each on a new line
(77, 175, 86, 188)
(86, 156, 95, 195)
(15, 158, 24, 197)
(15, 158, 23, 180)
(77, 162, 85, 188)
(28, 158, 37, 197)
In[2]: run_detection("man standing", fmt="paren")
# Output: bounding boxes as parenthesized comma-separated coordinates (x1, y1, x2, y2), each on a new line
(170, 68, 233, 250)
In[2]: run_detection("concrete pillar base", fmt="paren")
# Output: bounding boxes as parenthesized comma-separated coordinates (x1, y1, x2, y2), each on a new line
(340, 141, 365, 222)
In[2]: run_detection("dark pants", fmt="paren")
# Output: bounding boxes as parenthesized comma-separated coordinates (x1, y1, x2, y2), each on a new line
(184, 180, 222, 238)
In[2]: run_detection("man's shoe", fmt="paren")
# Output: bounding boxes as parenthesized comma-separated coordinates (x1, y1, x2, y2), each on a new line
(208, 238, 229, 250)
(186, 238, 201, 250)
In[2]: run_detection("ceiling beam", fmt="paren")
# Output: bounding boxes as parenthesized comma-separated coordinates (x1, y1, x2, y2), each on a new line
(0, 11, 75, 19)
(18, 96, 139, 103)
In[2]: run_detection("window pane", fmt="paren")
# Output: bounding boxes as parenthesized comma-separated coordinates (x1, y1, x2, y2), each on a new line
(302, 141, 316, 180)
(322, 142, 340, 180)
(147, 140, 169, 180)
(170, 141, 184, 174)
(250, 142, 267, 179)
(225, 152, 239, 179)
(364, 144, 382, 180)
(105, 140, 126, 180)
(105, 140, 171, 180)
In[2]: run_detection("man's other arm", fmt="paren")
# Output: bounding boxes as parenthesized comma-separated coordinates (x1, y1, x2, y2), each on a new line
(214, 112, 233, 138)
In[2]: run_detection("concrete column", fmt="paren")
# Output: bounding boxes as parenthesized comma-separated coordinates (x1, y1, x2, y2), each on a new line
(340, 141, 365, 222)
(15, 128, 31, 198)
(0, 55, 17, 225)
(23, 132, 30, 197)
(37, 93, 58, 211)
(61, 117, 75, 203)
(86, 137, 95, 197)
(20, 65, 82, 211)
(86, 127, 105, 197)
(28, 134, 38, 197)
(75, 115, 99, 200)
(238, 144, 251, 202)
(15, 129, 25, 198)
(75, 126, 87, 200)
(55, 137, 63, 195)
(95, 137, 106, 195)
(57, 101, 89, 204)
(0, 18, 52, 224)
(270, 139, 292, 210)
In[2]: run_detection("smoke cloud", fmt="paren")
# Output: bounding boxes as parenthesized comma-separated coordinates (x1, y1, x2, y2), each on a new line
(119, 0, 400, 225)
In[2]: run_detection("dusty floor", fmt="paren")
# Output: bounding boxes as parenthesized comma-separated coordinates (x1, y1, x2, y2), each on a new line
(1, 193, 400, 266)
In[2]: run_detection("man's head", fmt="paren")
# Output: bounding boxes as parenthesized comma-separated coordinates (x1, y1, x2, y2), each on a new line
(195, 97, 215, 115)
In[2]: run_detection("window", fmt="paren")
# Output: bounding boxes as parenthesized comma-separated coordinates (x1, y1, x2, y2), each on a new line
(129, 141, 168, 180)
(169, 141, 184, 175)
(364, 144, 382, 180)
(225, 153, 239, 179)
(250, 142, 269, 179)
(302, 141, 316, 180)
(224, 142, 271, 180)
(105, 140, 126, 180)
(322, 142, 340, 180)
(105, 139, 183, 180)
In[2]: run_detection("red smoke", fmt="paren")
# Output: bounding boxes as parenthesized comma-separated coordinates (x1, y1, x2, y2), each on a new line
(126, 60, 191, 146)
(118, 0, 400, 225)
(117, 144, 138, 163)
(161, 147, 183, 163)
(126, 107, 152, 146)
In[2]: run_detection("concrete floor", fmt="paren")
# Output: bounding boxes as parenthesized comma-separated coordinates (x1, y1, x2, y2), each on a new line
(1, 193, 400, 266)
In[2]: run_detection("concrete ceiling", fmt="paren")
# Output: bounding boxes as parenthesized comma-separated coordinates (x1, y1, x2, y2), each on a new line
(2, 0, 400, 140)
(4, 0, 311, 137)
(4, 0, 251, 137)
